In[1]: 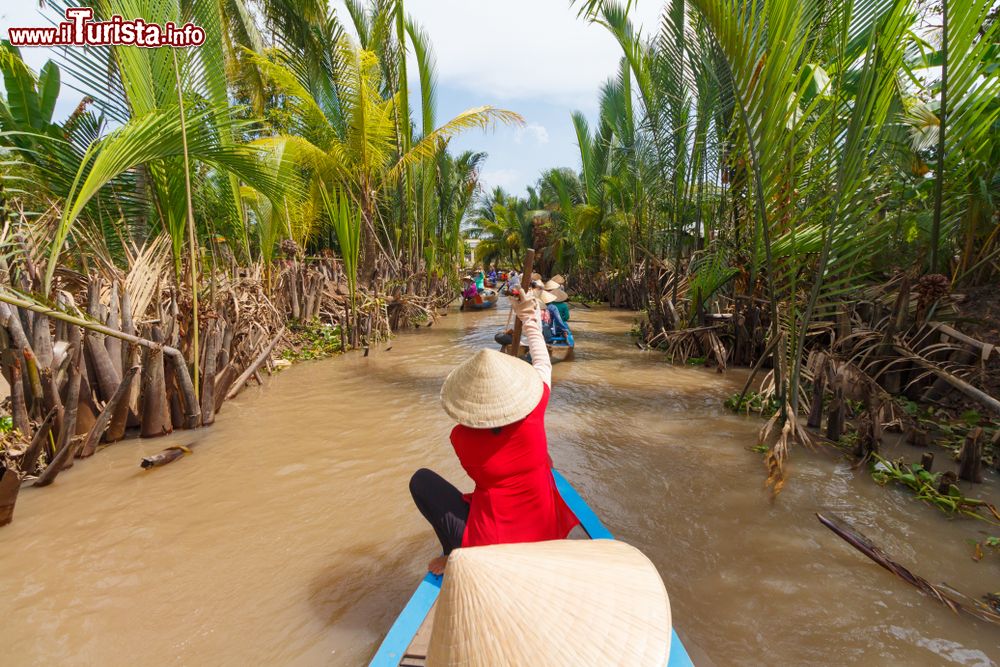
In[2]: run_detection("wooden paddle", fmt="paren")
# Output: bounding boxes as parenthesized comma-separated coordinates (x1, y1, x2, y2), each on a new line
(508, 248, 535, 356)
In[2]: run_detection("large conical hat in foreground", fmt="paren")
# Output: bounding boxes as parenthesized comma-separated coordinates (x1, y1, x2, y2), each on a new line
(550, 288, 569, 303)
(551, 274, 566, 285)
(426, 540, 671, 666)
(542, 279, 561, 291)
(440, 349, 543, 428)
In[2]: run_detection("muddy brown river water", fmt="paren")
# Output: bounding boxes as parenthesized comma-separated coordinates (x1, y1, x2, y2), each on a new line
(1, 300, 998, 665)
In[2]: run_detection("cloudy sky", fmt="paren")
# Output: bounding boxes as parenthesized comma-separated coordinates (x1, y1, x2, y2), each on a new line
(1, 1, 663, 196)
(363, 0, 663, 195)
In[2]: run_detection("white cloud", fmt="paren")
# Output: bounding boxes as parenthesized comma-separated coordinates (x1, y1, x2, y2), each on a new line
(515, 123, 550, 145)
(479, 168, 521, 192)
(333, 0, 663, 106)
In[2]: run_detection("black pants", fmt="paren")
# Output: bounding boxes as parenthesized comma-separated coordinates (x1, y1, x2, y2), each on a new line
(409, 468, 469, 555)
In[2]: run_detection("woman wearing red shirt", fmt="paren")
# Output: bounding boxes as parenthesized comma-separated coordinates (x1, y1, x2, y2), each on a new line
(409, 289, 579, 574)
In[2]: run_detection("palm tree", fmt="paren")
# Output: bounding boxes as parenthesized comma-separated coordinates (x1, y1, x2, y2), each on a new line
(467, 190, 534, 268)
(250, 34, 520, 289)
(562, 0, 998, 490)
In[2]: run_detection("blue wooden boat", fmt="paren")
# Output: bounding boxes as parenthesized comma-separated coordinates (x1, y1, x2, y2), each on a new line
(460, 290, 498, 311)
(369, 470, 693, 666)
(550, 328, 574, 350)
(511, 327, 575, 362)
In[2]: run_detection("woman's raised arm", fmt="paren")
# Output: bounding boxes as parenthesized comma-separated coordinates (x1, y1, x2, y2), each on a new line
(511, 290, 552, 387)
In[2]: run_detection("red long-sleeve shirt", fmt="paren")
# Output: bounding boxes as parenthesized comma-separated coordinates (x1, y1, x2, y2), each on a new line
(451, 385, 579, 547)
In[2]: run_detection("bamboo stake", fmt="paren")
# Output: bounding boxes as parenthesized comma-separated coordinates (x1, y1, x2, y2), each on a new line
(0, 302, 43, 401)
(40, 365, 64, 440)
(166, 350, 201, 429)
(105, 282, 123, 376)
(173, 48, 200, 403)
(958, 427, 984, 484)
(31, 312, 53, 369)
(0, 292, 200, 424)
(140, 348, 172, 438)
(0, 465, 19, 527)
(77, 366, 139, 458)
(226, 327, 286, 400)
(85, 331, 121, 403)
(21, 407, 57, 475)
(34, 337, 82, 487)
(508, 249, 535, 357)
(8, 358, 30, 439)
(199, 321, 222, 426)
(105, 360, 133, 443)
(213, 364, 238, 413)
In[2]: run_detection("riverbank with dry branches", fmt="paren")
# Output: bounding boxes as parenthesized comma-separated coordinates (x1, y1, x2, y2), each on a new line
(0, 234, 454, 526)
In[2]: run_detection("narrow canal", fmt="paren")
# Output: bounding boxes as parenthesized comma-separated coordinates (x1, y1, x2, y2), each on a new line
(1, 299, 996, 665)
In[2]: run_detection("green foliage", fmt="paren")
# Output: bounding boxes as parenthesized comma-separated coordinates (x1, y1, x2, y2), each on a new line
(871, 455, 1000, 524)
(0, 0, 517, 296)
(530, 0, 1000, 491)
(283, 319, 343, 361)
(0, 415, 13, 434)
(320, 186, 361, 317)
(960, 409, 983, 427)
(725, 390, 780, 417)
(894, 397, 999, 464)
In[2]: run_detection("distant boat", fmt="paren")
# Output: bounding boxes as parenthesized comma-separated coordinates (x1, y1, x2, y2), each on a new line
(507, 328, 574, 362)
(368, 469, 693, 666)
(547, 328, 575, 361)
(460, 289, 498, 311)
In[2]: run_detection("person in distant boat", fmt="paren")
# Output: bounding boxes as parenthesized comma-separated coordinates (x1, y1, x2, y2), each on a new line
(496, 300, 555, 345)
(461, 276, 478, 300)
(459, 276, 478, 311)
(549, 284, 570, 324)
(487, 267, 498, 284)
(538, 295, 557, 343)
(409, 288, 579, 575)
(542, 280, 570, 339)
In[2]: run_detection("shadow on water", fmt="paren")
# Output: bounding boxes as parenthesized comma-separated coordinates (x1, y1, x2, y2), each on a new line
(0, 299, 997, 666)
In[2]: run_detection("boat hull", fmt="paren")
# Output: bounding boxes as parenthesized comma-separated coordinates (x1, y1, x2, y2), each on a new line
(369, 470, 693, 666)
(461, 298, 496, 310)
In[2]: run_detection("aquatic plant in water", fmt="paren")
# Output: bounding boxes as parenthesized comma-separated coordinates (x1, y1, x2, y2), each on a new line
(871, 455, 1000, 524)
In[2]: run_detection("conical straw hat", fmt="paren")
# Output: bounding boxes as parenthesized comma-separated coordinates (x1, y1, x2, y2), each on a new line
(551, 274, 566, 285)
(426, 540, 671, 666)
(551, 288, 568, 303)
(530, 272, 542, 281)
(535, 288, 557, 305)
(542, 279, 561, 291)
(440, 349, 543, 428)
